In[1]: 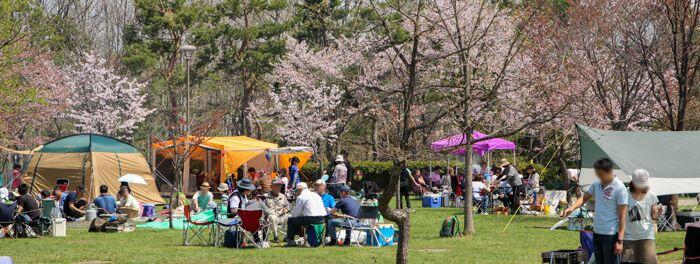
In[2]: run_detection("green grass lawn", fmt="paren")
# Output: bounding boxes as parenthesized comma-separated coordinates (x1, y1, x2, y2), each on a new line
(0, 205, 687, 263)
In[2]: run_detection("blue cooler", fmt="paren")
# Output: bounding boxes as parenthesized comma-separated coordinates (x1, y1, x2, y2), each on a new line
(366, 224, 395, 246)
(422, 195, 442, 208)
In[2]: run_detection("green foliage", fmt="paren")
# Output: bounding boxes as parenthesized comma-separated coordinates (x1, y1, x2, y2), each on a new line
(301, 160, 468, 187)
(195, 0, 290, 77)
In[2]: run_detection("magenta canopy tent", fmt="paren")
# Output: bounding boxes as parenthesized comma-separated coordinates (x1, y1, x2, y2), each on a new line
(430, 131, 516, 156)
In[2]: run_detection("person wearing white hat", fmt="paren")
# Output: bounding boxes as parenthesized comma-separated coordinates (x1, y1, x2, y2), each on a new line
(328, 155, 348, 198)
(313, 180, 335, 214)
(0, 187, 16, 232)
(622, 169, 662, 264)
(284, 182, 326, 247)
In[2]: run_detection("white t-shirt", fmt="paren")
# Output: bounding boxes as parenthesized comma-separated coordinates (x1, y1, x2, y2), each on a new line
(473, 182, 488, 199)
(120, 195, 140, 211)
(624, 191, 658, 241)
(292, 189, 327, 217)
(587, 177, 629, 235)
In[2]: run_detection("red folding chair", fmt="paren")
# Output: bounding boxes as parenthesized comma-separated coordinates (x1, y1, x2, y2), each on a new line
(182, 205, 215, 246)
(237, 210, 270, 249)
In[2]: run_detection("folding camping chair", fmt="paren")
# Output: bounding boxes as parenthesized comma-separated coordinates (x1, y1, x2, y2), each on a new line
(212, 208, 239, 247)
(0, 202, 16, 239)
(341, 206, 391, 247)
(658, 206, 677, 232)
(182, 205, 215, 246)
(237, 209, 270, 249)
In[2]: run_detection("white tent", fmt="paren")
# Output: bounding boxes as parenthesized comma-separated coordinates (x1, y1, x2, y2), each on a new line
(577, 125, 700, 195)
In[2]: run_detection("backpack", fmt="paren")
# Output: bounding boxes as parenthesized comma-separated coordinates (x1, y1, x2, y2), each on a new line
(223, 229, 243, 248)
(439, 215, 461, 237)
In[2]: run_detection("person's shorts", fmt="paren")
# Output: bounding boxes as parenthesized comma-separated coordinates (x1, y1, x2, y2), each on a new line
(621, 239, 657, 264)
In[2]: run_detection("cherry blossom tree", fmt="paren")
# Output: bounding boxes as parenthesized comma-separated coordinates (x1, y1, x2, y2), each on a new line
(65, 53, 153, 140)
(0, 48, 72, 148)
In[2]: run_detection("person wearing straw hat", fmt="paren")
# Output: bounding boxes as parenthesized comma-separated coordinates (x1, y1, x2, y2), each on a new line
(228, 178, 256, 217)
(218, 183, 231, 211)
(192, 182, 215, 213)
(328, 155, 348, 198)
(496, 158, 523, 214)
(264, 178, 291, 242)
(622, 169, 662, 264)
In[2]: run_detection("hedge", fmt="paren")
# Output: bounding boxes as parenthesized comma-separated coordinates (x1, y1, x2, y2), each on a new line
(301, 159, 567, 189)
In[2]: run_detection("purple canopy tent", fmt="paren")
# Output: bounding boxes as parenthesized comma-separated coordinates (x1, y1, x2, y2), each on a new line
(431, 131, 516, 156)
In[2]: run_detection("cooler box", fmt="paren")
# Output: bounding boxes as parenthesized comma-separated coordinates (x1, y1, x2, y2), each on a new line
(422, 195, 442, 208)
(141, 204, 155, 218)
(51, 218, 66, 237)
(678, 211, 700, 229)
(366, 224, 395, 246)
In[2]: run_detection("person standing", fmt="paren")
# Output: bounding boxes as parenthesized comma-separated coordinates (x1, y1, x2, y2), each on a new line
(11, 164, 22, 191)
(562, 158, 628, 264)
(328, 155, 348, 198)
(622, 169, 661, 264)
(288, 157, 301, 191)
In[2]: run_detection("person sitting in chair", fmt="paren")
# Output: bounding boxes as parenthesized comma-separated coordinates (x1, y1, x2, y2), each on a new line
(0, 188, 16, 236)
(472, 174, 491, 214)
(228, 178, 255, 217)
(191, 182, 215, 213)
(284, 182, 326, 247)
(117, 186, 140, 218)
(327, 185, 360, 246)
(264, 179, 291, 242)
(64, 185, 88, 220)
(314, 180, 335, 215)
(93, 185, 117, 217)
(16, 184, 40, 223)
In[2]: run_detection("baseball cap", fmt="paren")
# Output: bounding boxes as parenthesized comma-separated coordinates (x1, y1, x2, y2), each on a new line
(631, 169, 650, 189)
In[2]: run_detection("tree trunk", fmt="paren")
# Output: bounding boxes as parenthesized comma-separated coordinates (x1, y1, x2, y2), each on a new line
(462, 142, 475, 236)
(378, 159, 410, 264)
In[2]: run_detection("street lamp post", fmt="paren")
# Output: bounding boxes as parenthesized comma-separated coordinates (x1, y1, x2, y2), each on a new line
(179, 44, 196, 136)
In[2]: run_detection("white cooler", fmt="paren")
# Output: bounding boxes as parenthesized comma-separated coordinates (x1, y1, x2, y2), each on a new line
(51, 218, 66, 237)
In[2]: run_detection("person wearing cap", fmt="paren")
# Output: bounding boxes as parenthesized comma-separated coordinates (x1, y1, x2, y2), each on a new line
(64, 185, 88, 220)
(313, 180, 335, 214)
(327, 185, 360, 246)
(622, 169, 662, 264)
(264, 179, 291, 242)
(562, 158, 628, 264)
(328, 155, 348, 198)
(284, 182, 326, 246)
(228, 178, 256, 217)
(191, 182, 215, 213)
(495, 158, 523, 213)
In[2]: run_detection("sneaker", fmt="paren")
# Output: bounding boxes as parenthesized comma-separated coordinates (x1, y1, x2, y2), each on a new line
(272, 236, 279, 243)
(284, 240, 297, 247)
(259, 241, 270, 248)
(325, 239, 338, 246)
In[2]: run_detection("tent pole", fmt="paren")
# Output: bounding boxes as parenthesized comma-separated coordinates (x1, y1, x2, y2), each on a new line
(29, 153, 43, 193)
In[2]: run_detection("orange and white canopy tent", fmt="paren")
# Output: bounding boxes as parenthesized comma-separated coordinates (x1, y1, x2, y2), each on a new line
(152, 136, 313, 183)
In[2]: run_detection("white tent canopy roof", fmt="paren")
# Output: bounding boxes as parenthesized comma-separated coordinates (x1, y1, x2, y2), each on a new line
(577, 125, 700, 195)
